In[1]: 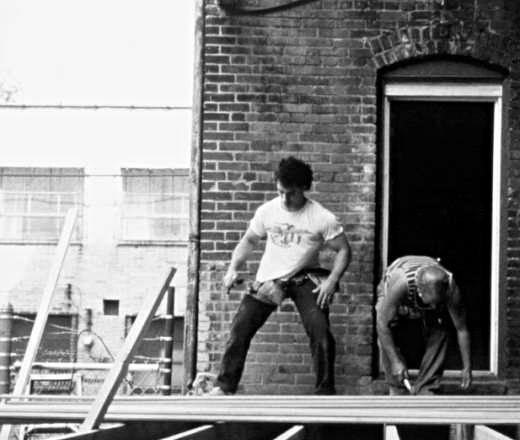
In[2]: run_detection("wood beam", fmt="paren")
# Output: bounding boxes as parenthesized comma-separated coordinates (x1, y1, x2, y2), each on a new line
(473, 426, 515, 440)
(0, 208, 78, 440)
(80, 267, 176, 430)
(160, 425, 216, 440)
(50, 423, 212, 440)
(384, 425, 400, 440)
(272, 426, 305, 440)
(1, 396, 520, 426)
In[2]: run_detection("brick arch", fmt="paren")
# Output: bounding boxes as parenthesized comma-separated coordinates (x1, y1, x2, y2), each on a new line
(365, 20, 515, 72)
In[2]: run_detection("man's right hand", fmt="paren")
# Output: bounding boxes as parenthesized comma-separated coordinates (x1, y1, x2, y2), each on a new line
(223, 268, 239, 294)
(391, 360, 409, 384)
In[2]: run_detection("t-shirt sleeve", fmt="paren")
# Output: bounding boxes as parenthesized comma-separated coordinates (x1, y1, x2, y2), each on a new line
(249, 205, 267, 238)
(322, 211, 344, 242)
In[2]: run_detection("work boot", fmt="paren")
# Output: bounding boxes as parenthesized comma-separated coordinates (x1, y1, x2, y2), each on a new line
(207, 386, 232, 396)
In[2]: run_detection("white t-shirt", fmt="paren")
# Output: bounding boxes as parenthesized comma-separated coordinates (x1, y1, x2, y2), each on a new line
(249, 197, 344, 282)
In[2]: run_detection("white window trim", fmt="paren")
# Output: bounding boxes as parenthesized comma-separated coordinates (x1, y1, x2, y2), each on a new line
(382, 82, 503, 375)
(0, 189, 82, 244)
(120, 191, 190, 244)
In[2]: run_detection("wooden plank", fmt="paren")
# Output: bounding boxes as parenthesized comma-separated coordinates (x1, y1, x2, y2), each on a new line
(272, 425, 305, 440)
(50, 423, 126, 440)
(453, 424, 472, 440)
(474, 426, 514, 440)
(50, 423, 210, 440)
(1, 396, 520, 425)
(80, 267, 176, 431)
(8, 208, 78, 397)
(0, 208, 78, 440)
(160, 425, 216, 440)
(384, 425, 400, 440)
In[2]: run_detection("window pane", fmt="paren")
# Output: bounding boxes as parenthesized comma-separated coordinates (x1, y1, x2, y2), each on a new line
(123, 193, 150, 217)
(1, 192, 27, 214)
(151, 218, 187, 241)
(0, 217, 23, 240)
(122, 218, 150, 241)
(25, 217, 60, 240)
(30, 193, 58, 214)
(153, 194, 176, 214)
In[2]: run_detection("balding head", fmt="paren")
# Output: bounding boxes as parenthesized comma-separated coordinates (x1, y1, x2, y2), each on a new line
(416, 265, 449, 305)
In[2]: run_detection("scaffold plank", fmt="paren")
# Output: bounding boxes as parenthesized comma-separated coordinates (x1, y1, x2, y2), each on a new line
(0, 396, 519, 426)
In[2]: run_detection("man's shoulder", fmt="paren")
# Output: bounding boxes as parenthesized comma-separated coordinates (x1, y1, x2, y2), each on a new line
(306, 198, 334, 215)
(251, 197, 281, 220)
(257, 197, 280, 211)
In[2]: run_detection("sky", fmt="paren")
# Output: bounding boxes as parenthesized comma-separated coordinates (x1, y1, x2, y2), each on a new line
(0, 2, 196, 308)
(0, 0, 195, 169)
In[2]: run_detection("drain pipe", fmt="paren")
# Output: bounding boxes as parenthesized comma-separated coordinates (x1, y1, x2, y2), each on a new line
(0, 301, 13, 394)
(184, 0, 205, 392)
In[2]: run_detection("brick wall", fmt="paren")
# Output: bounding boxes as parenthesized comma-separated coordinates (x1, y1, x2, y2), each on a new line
(198, 0, 520, 394)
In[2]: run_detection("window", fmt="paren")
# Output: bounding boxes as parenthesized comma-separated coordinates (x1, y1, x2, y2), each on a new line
(0, 167, 83, 243)
(11, 313, 79, 363)
(103, 299, 119, 316)
(120, 168, 189, 243)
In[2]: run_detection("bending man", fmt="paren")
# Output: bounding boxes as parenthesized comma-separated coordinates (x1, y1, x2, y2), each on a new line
(376, 255, 472, 395)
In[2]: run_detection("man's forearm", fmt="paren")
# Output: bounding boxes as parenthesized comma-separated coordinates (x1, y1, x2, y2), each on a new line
(377, 323, 402, 369)
(328, 244, 351, 283)
(457, 328, 471, 371)
(228, 236, 255, 271)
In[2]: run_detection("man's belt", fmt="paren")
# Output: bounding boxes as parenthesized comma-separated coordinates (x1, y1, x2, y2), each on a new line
(248, 268, 334, 306)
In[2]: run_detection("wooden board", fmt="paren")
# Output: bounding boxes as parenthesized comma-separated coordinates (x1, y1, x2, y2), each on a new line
(474, 425, 514, 440)
(0, 208, 78, 440)
(80, 267, 176, 430)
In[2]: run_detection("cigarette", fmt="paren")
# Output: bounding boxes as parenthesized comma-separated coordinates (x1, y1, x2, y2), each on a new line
(403, 378, 412, 392)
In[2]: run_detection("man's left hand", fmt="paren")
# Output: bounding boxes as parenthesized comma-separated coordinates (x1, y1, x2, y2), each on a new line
(460, 368, 472, 390)
(313, 277, 337, 309)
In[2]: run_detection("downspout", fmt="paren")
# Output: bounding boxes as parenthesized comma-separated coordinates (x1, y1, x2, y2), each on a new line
(184, 0, 205, 392)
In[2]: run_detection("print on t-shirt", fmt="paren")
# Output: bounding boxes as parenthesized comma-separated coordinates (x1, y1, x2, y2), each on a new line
(267, 223, 321, 247)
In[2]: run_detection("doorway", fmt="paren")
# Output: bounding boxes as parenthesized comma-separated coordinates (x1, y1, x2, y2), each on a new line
(389, 101, 492, 370)
(381, 82, 503, 373)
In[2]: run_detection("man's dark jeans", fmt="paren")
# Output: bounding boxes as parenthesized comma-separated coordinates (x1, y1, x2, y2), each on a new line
(215, 278, 336, 394)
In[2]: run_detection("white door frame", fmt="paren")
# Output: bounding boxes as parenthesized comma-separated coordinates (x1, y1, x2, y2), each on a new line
(382, 82, 503, 374)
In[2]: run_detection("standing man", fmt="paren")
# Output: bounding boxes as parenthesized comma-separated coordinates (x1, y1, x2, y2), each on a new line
(375, 255, 472, 395)
(210, 156, 351, 395)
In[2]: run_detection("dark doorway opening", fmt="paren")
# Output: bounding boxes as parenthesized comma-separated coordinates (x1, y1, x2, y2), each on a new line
(388, 100, 493, 370)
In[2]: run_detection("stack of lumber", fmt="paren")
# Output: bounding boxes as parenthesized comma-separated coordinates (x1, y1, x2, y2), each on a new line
(0, 395, 518, 425)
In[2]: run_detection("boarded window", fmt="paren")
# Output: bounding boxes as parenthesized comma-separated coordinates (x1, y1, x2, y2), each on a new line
(0, 167, 83, 243)
(11, 313, 79, 363)
(120, 168, 189, 242)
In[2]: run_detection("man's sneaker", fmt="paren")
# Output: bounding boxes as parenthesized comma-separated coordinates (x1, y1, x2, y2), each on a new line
(207, 386, 231, 396)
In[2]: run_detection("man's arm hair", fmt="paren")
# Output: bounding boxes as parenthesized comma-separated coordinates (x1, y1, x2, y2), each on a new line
(228, 228, 262, 272)
(447, 281, 472, 372)
(324, 233, 351, 283)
